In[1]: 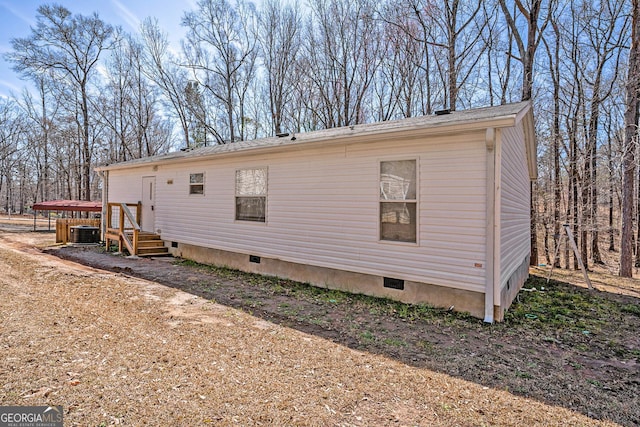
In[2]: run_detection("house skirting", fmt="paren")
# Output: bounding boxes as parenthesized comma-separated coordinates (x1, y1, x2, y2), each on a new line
(496, 255, 530, 321)
(169, 242, 486, 319)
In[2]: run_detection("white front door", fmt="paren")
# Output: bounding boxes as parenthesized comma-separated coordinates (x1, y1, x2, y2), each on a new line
(141, 176, 156, 232)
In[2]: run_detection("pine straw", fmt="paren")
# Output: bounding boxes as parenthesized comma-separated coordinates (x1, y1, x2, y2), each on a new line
(0, 233, 617, 426)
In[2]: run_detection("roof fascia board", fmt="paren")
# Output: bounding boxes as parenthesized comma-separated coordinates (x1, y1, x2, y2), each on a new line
(521, 109, 537, 180)
(96, 113, 523, 172)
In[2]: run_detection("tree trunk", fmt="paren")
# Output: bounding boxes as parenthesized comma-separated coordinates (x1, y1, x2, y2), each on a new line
(571, 127, 580, 270)
(636, 178, 640, 266)
(605, 111, 615, 253)
(581, 151, 591, 269)
(589, 80, 604, 264)
(565, 175, 573, 269)
(552, 57, 561, 267)
(620, 0, 640, 278)
(40, 80, 50, 202)
(447, 0, 457, 111)
(81, 84, 91, 202)
(530, 182, 538, 266)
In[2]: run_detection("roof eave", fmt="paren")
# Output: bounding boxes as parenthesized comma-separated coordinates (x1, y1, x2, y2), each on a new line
(95, 112, 524, 173)
(520, 105, 538, 180)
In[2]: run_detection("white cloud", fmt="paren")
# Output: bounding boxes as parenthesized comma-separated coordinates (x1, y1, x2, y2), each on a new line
(183, 0, 198, 11)
(0, 2, 35, 26)
(96, 64, 110, 80)
(111, 0, 140, 31)
(0, 79, 22, 93)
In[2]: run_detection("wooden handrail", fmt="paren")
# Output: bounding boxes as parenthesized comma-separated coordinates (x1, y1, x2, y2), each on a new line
(105, 202, 142, 255)
(121, 203, 141, 231)
(120, 203, 140, 255)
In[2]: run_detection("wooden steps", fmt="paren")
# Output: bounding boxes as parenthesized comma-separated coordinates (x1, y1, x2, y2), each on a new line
(106, 203, 170, 257)
(127, 232, 169, 257)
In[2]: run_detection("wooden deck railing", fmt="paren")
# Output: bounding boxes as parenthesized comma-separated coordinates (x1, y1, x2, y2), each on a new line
(105, 202, 141, 255)
(56, 218, 101, 244)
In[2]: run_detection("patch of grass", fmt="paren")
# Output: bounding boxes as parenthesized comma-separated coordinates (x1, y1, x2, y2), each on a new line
(504, 275, 619, 333)
(242, 297, 263, 308)
(360, 331, 376, 343)
(278, 302, 300, 316)
(382, 337, 407, 347)
(174, 257, 636, 345)
(314, 288, 348, 304)
(568, 361, 583, 370)
(416, 339, 436, 353)
(515, 370, 533, 379)
(621, 304, 640, 317)
(306, 317, 327, 326)
(175, 259, 239, 280)
(175, 257, 481, 322)
(574, 343, 589, 352)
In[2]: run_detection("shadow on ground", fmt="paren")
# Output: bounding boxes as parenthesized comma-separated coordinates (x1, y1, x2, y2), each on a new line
(48, 245, 640, 426)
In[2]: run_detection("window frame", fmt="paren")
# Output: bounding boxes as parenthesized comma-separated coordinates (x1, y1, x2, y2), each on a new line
(378, 158, 418, 244)
(189, 172, 205, 196)
(235, 167, 268, 223)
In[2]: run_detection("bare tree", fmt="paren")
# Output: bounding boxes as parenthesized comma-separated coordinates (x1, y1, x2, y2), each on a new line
(98, 31, 171, 161)
(373, 10, 425, 120)
(383, 0, 486, 114)
(141, 18, 194, 148)
(258, 0, 302, 135)
(182, 0, 259, 143)
(601, 96, 624, 253)
(19, 74, 61, 203)
(304, 0, 383, 128)
(541, 3, 563, 267)
(6, 5, 113, 201)
(0, 99, 26, 213)
(427, 0, 486, 110)
(565, 3, 587, 269)
(620, 0, 640, 278)
(499, 0, 553, 266)
(580, 0, 629, 265)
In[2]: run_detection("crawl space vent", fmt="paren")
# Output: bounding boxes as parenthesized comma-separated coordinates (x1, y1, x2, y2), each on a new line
(383, 277, 404, 290)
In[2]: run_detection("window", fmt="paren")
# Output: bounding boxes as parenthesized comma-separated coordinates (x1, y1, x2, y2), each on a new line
(236, 168, 267, 222)
(189, 173, 204, 195)
(380, 160, 417, 243)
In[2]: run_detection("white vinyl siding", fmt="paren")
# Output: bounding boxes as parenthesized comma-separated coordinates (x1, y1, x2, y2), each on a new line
(145, 133, 487, 293)
(500, 125, 531, 290)
(108, 169, 146, 203)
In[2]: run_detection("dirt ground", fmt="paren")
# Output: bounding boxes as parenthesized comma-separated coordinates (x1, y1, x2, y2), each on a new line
(0, 222, 637, 426)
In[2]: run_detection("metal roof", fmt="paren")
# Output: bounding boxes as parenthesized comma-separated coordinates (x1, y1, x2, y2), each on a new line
(96, 101, 534, 173)
(32, 199, 102, 212)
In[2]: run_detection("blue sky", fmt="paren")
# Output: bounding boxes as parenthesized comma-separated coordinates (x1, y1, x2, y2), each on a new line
(0, 0, 197, 98)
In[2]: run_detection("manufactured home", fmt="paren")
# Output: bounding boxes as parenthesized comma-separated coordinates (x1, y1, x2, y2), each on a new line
(97, 101, 536, 322)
